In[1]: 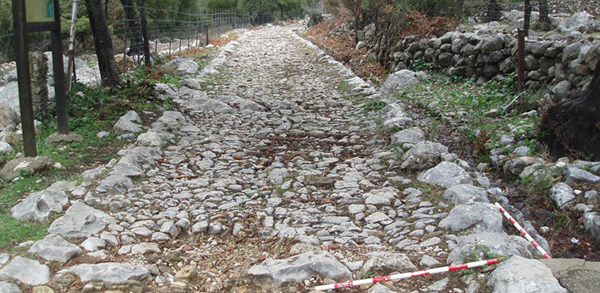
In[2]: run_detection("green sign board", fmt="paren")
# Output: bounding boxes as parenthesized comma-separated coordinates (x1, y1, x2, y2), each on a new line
(26, 0, 55, 23)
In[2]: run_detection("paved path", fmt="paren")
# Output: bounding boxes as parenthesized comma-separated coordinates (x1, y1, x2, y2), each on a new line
(1, 24, 574, 293)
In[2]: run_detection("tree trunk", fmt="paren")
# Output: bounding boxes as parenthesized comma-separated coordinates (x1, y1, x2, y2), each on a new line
(487, 0, 501, 22)
(140, 0, 152, 69)
(456, 0, 464, 21)
(120, 0, 143, 55)
(539, 58, 600, 161)
(537, 0, 552, 30)
(86, 0, 121, 86)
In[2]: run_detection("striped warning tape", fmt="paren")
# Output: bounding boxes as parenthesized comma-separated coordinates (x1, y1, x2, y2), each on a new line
(314, 258, 503, 291)
(494, 202, 552, 259)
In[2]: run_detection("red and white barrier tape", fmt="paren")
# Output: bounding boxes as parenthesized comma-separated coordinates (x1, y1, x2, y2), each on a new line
(494, 202, 552, 259)
(314, 258, 503, 291)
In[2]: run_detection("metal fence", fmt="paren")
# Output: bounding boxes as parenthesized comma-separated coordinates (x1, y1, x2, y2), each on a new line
(0, 2, 293, 64)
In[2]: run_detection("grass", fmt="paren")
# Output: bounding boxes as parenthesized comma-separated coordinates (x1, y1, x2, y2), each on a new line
(391, 71, 544, 166)
(0, 54, 194, 248)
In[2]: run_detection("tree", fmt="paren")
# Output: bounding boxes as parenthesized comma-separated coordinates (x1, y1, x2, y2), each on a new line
(537, 0, 552, 30)
(85, 0, 122, 86)
(539, 58, 600, 161)
(119, 0, 143, 55)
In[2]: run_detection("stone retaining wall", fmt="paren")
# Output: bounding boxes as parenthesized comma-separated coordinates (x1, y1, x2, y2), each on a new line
(390, 31, 598, 98)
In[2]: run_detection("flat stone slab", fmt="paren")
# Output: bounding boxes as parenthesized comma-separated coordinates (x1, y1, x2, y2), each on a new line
(48, 202, 108, 238)
(0, 156, 54, 181)
(0, 281, 20, 293)
(539, 258, 600, 293)
(247, 251, 351, 288)
(488, 256, 566, 293)
(57, 262, 150, 282)
(0, 256, 49, 285)
(29, 234, 82, 262)
(360, 253, 417, 276)
(45, 132, 83, 143)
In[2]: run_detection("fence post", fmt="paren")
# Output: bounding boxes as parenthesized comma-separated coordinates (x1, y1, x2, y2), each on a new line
(205, 24, 209, 46)
(188, 7, 191, 48)
(517, 29, 525, 91)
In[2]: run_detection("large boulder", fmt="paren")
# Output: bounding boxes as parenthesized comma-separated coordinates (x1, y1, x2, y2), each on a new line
(0, 156, 55, 181)
(558, 11, 600, 33)
(549, 182, 576, 209)
(29, 234, 82, 262)
(401, 141, 448, 171)
(439, 202, 502, 233)
(95, 174, 134, 194)
(11, 190, 68, 221)
(417, 162, 472, 187)
(360, 253, 417, 276)
(380, 70, 426, 94)
(442, 184, 489, 204)
(113, 111, 143, 134)
(447, 233, 534, 265)
(247, 251, 351, 288)
(48, 202, 109, 238)
(0, 102, 18, 130)
(0, 256, 49, 286)
(391, 127, 425, 145)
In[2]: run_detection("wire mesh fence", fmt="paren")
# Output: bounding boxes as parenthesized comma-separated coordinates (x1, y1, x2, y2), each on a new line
(0, 1, 300, 64)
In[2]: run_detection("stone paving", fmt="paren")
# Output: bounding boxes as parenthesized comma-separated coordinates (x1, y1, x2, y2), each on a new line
(0, 23, 590, 293)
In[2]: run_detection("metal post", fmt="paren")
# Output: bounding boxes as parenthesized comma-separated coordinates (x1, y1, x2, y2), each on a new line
(188, 7, 191, 48)
(517, 29, 525, 92)
(52, 0, 68, 134)
(12, 0, 36, 156)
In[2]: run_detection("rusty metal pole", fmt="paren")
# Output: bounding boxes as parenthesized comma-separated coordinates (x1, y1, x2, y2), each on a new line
(517, 29, 526, 92)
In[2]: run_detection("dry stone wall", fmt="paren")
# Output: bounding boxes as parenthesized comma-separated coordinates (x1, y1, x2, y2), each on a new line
(391, 31, 598, 97)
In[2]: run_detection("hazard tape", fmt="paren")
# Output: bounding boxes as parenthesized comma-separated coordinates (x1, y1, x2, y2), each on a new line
(495, 202, 552, 259)
(314, 258, 503, 291)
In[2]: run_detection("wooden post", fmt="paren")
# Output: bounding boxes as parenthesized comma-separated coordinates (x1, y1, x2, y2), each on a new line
(52, 0, 68, 134)
(12, 0, 36, 156)
(517, 29, 526, 92)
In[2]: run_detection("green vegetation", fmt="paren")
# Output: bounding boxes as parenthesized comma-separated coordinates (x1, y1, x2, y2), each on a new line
(0, 55, 186, 248)
(392, 71, 544, 166)
(364, 100, 387, 112)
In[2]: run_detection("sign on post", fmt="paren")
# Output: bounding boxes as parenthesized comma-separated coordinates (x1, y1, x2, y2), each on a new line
(26, 0, 55, 22)
(13, 0, 68, 157)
